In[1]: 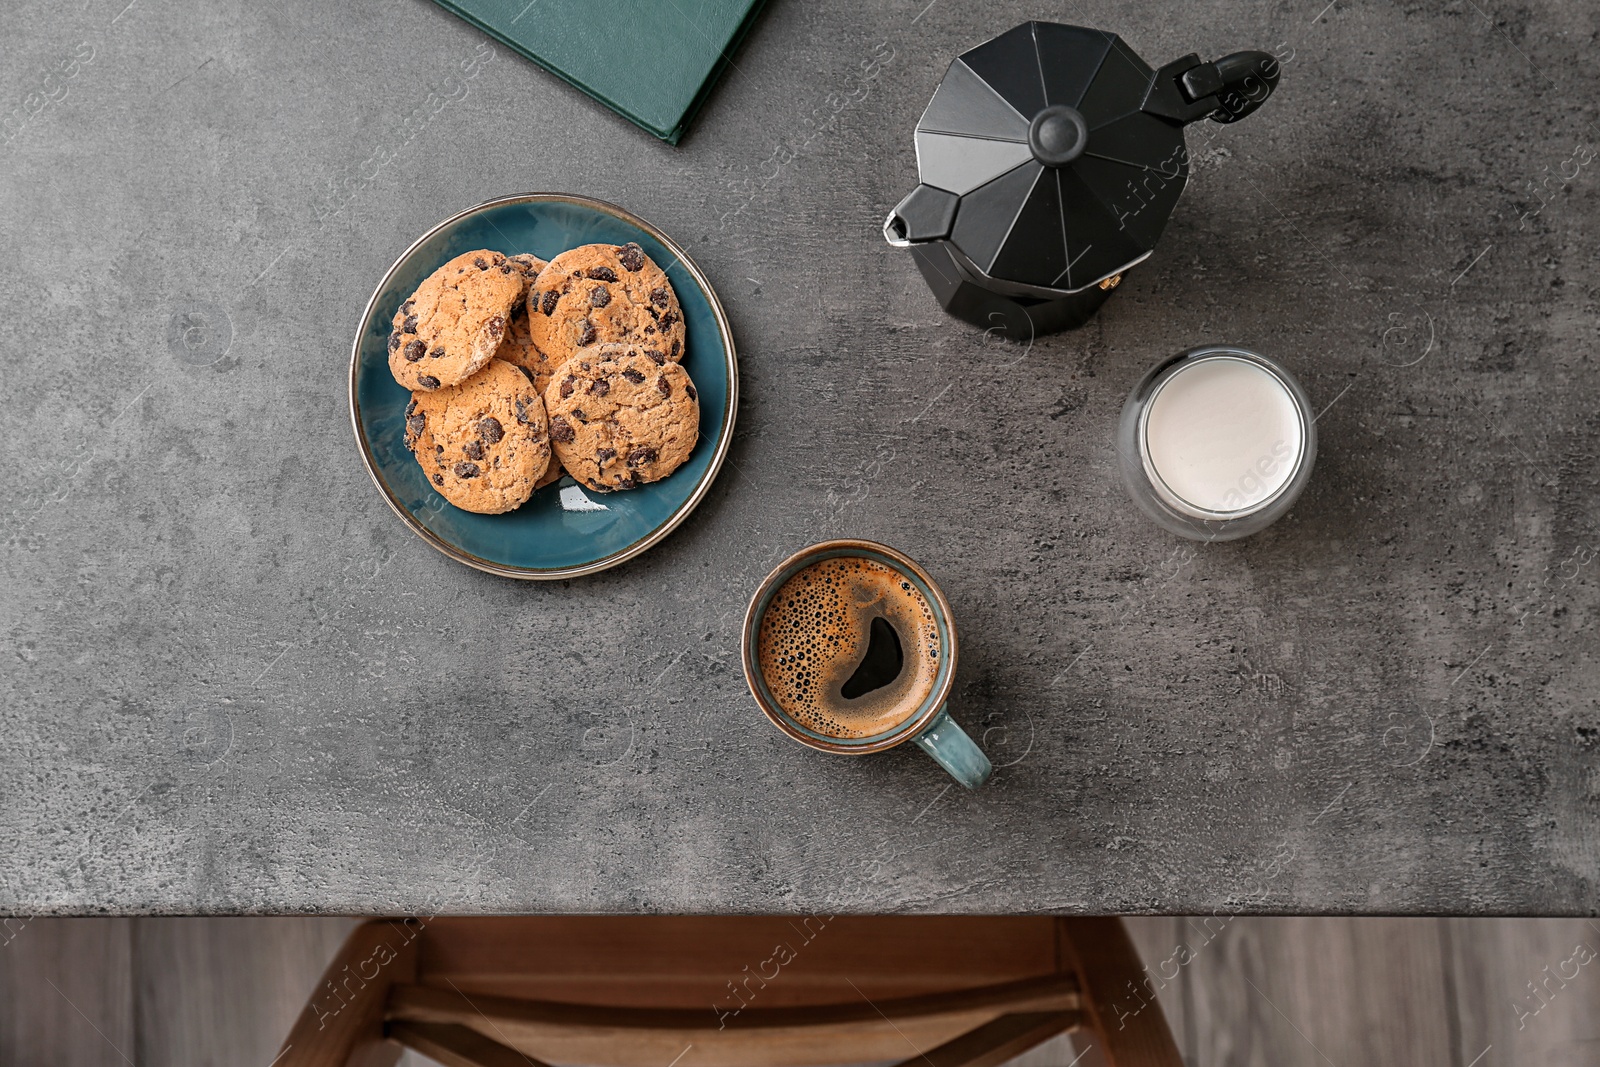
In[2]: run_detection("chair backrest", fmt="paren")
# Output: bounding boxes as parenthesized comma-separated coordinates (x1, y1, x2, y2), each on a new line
(276, 916, 1180, 1067)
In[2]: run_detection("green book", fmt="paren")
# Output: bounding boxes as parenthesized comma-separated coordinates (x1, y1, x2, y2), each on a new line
(432, 0, 768, 144)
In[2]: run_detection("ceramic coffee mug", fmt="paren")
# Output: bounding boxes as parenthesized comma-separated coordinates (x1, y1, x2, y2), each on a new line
(741, 539, 993, 789)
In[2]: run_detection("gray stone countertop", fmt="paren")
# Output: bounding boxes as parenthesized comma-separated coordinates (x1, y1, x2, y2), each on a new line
(1, 0, 1595, 916)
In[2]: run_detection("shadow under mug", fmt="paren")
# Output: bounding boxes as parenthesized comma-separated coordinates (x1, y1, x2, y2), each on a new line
(740, 539, 993, 789)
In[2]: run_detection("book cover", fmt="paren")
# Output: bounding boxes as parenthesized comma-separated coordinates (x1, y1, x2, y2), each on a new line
(432, 0, 768, 144)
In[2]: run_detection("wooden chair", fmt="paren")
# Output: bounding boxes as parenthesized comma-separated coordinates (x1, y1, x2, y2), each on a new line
(276, 916, 1180, 1067)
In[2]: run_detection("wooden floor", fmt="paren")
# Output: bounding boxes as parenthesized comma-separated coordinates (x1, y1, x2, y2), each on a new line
(0, 917, 1596, 1066)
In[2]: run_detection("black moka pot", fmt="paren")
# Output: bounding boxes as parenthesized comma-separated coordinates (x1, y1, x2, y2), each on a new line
(884, 22, 1280, 339)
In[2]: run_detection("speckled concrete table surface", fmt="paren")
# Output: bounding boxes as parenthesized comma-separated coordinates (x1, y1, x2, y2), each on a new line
(2, 0, 1596, 917)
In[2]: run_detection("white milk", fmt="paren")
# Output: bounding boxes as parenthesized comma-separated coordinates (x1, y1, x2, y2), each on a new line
(1142, 355, 1305, 514)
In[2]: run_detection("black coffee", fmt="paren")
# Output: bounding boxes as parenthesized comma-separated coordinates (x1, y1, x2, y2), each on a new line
(756, 556, 941, 739)
(841, 616, 903, 699)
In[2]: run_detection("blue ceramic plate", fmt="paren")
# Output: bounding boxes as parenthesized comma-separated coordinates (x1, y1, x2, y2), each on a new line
(350, 194, 738, 579)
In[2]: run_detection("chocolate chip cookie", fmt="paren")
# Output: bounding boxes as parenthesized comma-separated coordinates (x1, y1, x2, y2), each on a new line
(405, 359, 551, 514)
(498, 255, 566, 491)
(535, 458, 565, 489)
(496, 253, 562, 393)
(526, 242, 686, 373)
(543, 344, 699, 492)
(388, 250, 525, 392)
(508, 253, 546, 283)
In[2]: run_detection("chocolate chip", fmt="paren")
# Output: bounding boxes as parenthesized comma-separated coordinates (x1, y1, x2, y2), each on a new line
(491, 252, 506, 264)
(433, 473, 444, 485)
(579, 361, 591, 370)
(466, 440, 487, 461)
(454, 461, 480, 479)
(404, 412, 425, 445)
(685, 381, 697, 401)
(515, 397, 535, 425)
(622, 368, 645, 383)
(474, 256, 488, 269)
(589, 286, 611, 308)
(660, 309, 678, 328)
(586, 265, 618, 283)
(418, 374, 440, 389)
(429, 346, 444, 359)
(656, 376, 671, 397)
(596, 447, 616, 463)
(402, 299, 415, 313)
(646, 350, 665, 365)
(577, 319, 596, 346)
(485, 314, 505, 338)
(435, 444, 444, 454)
(510, 292, 526, 313)
(388, 332, 401, 353)
(629, 447, 657, 467)
(541, 290, 559, 315)
(403, 315, 418, 332)
(643, 325, 656, 335)
(670, 339, 681, 359)
(550, 416, 575, 443)
(479, 417, 503, 443)
(572, 408, 586, 422)
(617, 243, 645, 271)
(650, 287, 669, 308)
(590, 379, 610, 396)
(560, 377, 576, 398)
(616, 476, 637, 490)
(404, 340, 427, 362)
(405, 399, 417, 416)
(500, 263, 513, 274)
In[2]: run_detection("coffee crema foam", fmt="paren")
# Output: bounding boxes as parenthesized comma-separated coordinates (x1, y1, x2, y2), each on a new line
(756, 556, 942, 739)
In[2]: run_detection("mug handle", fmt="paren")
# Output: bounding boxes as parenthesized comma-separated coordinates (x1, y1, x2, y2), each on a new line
(913, 705, 993, 789)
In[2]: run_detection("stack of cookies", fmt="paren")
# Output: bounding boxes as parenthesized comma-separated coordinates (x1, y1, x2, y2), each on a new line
(387, 243, 701, 514)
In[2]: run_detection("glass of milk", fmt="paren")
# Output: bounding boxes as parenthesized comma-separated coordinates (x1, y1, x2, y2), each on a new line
(1118, 346, 1316, 540)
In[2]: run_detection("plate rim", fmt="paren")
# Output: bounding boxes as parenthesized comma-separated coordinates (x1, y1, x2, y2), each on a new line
(348, 192, 739, 581)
